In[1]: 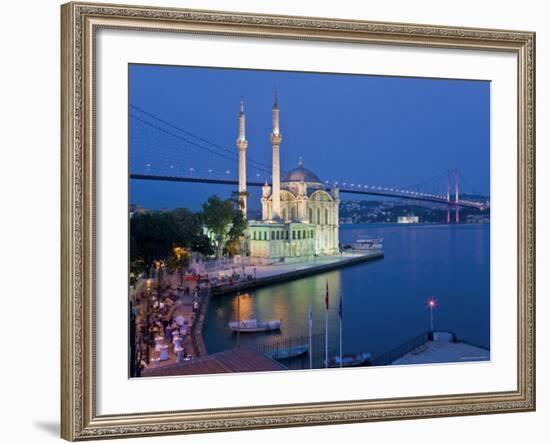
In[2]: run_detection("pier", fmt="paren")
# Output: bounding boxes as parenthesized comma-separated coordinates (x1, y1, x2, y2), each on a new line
(211, 250, 383, 296)
(371, 331, 489, 366)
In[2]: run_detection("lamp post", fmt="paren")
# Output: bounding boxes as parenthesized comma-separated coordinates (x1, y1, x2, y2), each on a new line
(427, 298, 437, 334)
(173, 246, 183, 284)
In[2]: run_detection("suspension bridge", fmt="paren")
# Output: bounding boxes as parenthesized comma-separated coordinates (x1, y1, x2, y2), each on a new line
(129, 104, 488, 222)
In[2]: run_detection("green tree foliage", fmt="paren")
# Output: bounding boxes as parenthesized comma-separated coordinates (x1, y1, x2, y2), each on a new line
(130, 208, 212, 267)
(130, 195, 246, 268)
(231, 190, 249, 212)
(201, 196, 235, 259)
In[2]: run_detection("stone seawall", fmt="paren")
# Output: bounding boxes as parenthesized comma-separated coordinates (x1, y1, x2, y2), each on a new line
(212, 251, 383, 296)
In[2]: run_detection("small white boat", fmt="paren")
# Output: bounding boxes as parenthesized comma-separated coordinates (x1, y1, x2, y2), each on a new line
(228, 318, 282, 333)
(353, 237, 383, 250)
(328, 352, 372, 368)
(263, 345, 309, 360)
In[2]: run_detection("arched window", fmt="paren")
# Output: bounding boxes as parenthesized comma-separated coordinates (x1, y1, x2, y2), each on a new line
(325, 209, 329, 225)
(308, 208, 313, 223)
(317, 208, 321, 225)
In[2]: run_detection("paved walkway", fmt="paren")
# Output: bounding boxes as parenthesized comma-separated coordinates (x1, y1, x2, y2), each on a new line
(134, 271, 206, 371)
(391, 340, 490, 365)
(214, 251, 378, 280)
(210, 250, 382, 295)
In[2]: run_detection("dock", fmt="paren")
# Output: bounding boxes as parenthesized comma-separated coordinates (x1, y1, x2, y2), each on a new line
(212, 250, 383, 295)
(371, 331, 489, 366)
(391, 340, 489, 365)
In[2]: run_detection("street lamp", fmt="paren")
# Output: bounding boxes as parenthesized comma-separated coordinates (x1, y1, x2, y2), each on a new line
(427, 297, 437, 333)
(173, 246, 185, 285)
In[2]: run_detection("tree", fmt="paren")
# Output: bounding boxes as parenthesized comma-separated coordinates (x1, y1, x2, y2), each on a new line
(192, 232, 215, 258)
(231, 190, 249, 212)
(165, 246, 190, 272)
(201, 196, 235, 260)
(130, 212, 178, 266)
(201, 195, 248, 260)
(227, 209, 248, 253)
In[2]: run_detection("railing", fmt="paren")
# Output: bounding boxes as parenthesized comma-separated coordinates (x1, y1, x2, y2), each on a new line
(370, 332, 432, 366)
(193, 256, 280, 273)
(253, 333, 326, 369)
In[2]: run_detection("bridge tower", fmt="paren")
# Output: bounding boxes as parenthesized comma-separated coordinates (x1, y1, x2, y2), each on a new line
(447, 169, 460, 224)
(447, 170, 451, 224)
(270, 92, 282, 220)
(454, 170, 459, 224)
(236, 99, 248, 217)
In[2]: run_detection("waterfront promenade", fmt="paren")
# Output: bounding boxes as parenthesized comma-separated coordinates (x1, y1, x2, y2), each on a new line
(391, 340, 490, 365)
(133, 271, 210, 373)
(211, 250, 383, 295)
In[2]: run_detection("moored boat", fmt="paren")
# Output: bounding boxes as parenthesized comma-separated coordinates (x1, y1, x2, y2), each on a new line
(328, 352, 371, 368)
(263, 344, 309, 360)
(353, 237, 383, 250)
(228, 318, 282, 333)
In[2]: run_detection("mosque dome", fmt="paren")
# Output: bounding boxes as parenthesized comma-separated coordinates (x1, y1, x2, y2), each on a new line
(282, 159, 322, 184)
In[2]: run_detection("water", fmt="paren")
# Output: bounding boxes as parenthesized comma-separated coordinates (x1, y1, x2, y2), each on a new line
(203, 224, 490, 367)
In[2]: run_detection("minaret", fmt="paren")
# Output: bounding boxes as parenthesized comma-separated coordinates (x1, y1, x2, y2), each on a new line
(270, 93, 282, 220)
(236, 99, 248, 217)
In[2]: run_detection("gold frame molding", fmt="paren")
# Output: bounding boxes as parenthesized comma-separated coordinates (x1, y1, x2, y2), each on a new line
(61, 2, 536, 440)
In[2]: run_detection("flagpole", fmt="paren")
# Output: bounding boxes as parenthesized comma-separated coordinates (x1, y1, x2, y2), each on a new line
(325, 309, 328, 368)
(339, 320, 342, 368)
(339, 295, 343, 368)
(308, 302, 313, 369)
(237, 292, 240, 348)
(325, 281, 329, 369)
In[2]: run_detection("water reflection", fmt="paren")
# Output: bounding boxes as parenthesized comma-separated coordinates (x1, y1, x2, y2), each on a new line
(203, 224, 490, 366)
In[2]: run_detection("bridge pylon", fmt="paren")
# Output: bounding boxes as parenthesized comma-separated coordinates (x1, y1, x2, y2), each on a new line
(447, 169, 460, 224)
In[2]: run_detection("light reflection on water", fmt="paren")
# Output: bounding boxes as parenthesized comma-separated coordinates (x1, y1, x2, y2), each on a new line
(203, 224, 490, 366)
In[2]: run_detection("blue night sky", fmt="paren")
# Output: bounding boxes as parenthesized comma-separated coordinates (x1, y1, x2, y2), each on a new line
(129, 64, 490, 212)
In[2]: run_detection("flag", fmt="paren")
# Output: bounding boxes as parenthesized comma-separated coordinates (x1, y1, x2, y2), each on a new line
(325, 281, 329, 310)
(339, 294, 343, 320)
(308, 303, 312, 328)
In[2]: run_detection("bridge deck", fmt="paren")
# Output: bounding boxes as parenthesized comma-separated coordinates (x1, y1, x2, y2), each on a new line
(129, 173, 485, 208)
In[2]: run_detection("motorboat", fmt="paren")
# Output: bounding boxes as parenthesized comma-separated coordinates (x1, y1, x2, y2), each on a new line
(353, 237, 383, 250)
(263, 345, 309, 360)
(228, 318, 282, 333)
(328, 352, 372, 368)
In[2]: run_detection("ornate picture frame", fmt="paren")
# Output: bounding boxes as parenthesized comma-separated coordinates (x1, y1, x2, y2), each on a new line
(61, 2, 535, 440)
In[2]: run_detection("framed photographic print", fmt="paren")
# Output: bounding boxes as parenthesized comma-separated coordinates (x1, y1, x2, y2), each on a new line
(61, 2, 536, 440)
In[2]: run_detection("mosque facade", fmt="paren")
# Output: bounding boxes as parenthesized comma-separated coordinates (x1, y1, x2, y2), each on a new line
(235, 96, 340, 261)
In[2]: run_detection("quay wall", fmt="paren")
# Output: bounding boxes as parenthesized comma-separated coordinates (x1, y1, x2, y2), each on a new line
(191, 291, 211, 357)
(212, 252, 384, 296)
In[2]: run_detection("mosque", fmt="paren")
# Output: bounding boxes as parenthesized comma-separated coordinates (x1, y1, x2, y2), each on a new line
(235, 95, 340, 261)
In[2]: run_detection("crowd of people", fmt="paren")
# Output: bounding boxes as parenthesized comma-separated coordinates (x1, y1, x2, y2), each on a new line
(131, 262, 261, 374)
(134, 269, 207, 371)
